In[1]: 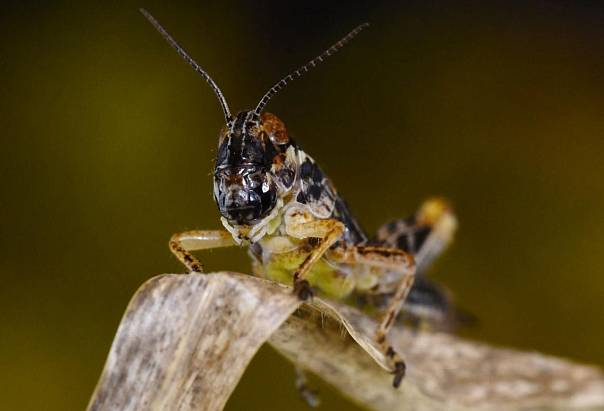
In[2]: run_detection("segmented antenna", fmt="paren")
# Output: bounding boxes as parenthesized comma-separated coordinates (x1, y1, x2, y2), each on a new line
(140, 9, 233, 124)
(253, 22, 370, 117)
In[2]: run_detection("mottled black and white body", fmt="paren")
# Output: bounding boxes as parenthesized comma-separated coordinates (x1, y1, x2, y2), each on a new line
(212, 110, 414, 301)
(141, 8, 459, 396)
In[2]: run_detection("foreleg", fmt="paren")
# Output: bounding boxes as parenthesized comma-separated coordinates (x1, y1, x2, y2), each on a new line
(285, 216, 345, 300)
(169, 230, 236, 272)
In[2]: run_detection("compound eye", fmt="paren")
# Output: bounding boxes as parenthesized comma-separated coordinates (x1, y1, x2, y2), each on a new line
(216, 140, 229, 166)
(217, 127, 228, 146)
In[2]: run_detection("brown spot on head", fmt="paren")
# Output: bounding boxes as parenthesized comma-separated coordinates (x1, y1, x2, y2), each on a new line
(260, 112, 289, 144)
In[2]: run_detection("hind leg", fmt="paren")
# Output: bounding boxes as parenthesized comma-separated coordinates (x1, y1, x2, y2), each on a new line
(374, 197, 457, 272)
(374, 198, 461, 332)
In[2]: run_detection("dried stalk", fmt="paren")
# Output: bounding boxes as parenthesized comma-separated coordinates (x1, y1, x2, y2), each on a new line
(87, 273, 300, 411)
(88, 272, 604, 411)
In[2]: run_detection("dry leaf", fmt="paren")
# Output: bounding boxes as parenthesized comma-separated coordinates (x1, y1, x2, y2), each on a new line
(88, 272, 604, 411)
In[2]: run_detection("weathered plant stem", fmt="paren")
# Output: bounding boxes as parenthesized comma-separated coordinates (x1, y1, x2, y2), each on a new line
(88, 272, 604, 411)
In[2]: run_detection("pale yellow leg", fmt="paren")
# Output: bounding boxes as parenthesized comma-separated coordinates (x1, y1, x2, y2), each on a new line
(328, 244, 416, 388)
(285, 218, 345, 299)
(169, 230, 236, 272)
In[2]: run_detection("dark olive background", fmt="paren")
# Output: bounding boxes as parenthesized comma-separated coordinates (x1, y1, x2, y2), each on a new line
(1, 1, 603, 410)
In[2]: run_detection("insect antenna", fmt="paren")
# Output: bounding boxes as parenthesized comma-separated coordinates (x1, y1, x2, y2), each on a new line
(253, 22, 370, 117)
(140, 9, 233, 124)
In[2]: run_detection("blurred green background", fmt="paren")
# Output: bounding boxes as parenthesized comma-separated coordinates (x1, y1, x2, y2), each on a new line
(1, 1, 603, 410)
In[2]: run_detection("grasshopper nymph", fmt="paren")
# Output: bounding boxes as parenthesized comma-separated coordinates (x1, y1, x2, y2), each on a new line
(141, 9, 458, 393)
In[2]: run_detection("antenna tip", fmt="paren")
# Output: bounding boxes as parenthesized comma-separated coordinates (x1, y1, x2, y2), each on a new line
(357, 22, 370, 31)
(140, 9, 164, 39)
(139, 8, 154, 22)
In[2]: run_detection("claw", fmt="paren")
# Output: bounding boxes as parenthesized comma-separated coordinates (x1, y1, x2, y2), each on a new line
(189, 264, 204, 273)
(293, 279, 314, 301)
(298, 384, 321, 407)
(301, 389, 320, 407)
(392, 360, 406, 388)
(295, 367, 321, 407)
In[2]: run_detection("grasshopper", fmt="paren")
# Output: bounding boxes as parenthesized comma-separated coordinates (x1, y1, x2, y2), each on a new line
(141, 9, 458, 393)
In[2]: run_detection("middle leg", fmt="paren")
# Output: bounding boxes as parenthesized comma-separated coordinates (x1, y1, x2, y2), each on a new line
(329, 244, 416, 388)
(294, 367, 320, 407)
(169, 229, 236, 273)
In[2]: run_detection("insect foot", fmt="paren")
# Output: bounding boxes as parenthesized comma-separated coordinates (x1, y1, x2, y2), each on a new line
(295, 367, 321, 407)
(380, 340, 408, 388)
(293, 279, 314, 301)
(392, 360, 406, 388)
